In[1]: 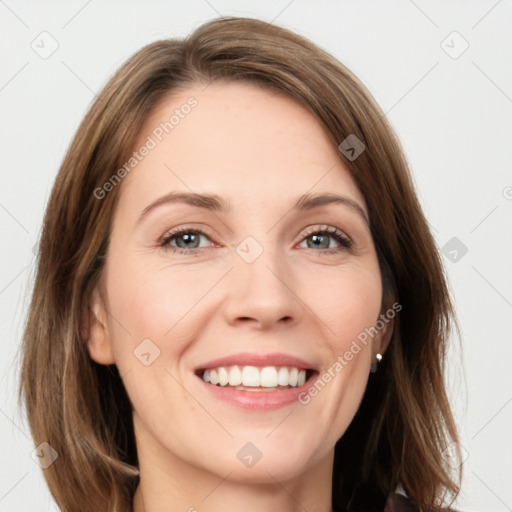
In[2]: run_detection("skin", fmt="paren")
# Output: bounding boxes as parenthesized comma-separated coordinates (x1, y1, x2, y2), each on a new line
(87, 81, 393, 512)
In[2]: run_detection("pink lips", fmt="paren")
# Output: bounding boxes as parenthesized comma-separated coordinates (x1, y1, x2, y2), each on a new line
(198, 379, 318, 410)
(194, 352, 319, 410)
(195, 352, 318, 372)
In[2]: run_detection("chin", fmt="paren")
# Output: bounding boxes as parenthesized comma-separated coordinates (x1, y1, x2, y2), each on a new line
(196, 440, 322, 484)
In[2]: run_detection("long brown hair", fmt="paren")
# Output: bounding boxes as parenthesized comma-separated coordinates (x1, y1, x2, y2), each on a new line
(18, 16, 462, 512)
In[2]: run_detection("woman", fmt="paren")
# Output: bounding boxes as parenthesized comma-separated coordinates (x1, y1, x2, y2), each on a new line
(18, 16, 462, 512)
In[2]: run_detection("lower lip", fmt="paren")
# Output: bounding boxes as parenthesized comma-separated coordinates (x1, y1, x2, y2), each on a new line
(196, 373, 318, 410)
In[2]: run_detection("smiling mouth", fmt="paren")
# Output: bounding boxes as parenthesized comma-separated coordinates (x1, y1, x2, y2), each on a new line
(195, 365, 317, 391)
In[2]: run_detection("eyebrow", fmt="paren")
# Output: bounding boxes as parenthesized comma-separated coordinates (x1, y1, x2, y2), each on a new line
(136, 191, 369, 225)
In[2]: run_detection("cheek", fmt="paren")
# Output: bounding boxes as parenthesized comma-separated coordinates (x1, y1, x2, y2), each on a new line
(106, 257, 211, 347)
(296, 260, 381, 409)
(301, 261, 383, 346)
(102, 260, 204, 430)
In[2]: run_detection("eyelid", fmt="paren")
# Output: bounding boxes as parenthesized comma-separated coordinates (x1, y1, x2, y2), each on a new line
(160, 224, 217, 246)
(299, 224, 352, 244)
(160, 223, 353, 254)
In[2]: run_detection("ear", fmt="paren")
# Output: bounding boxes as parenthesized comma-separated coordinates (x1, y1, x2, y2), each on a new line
(84, 286, 116, 365)
(373, 311, 395, 357)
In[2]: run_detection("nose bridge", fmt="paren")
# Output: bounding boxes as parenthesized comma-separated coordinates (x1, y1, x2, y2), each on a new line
(224, 232, 301, 327)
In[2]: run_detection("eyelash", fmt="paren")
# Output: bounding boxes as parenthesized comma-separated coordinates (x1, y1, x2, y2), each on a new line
(160, 225, 353, 255)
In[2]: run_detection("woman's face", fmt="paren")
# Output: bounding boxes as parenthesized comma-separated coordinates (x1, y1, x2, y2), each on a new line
(88, 81, 392, 484)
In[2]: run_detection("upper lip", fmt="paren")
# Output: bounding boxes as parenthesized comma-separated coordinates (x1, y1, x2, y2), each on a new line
(195, 352, 319, 372)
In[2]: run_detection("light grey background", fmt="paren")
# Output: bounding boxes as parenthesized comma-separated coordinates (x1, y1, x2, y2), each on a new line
(1, 1, 511, 511)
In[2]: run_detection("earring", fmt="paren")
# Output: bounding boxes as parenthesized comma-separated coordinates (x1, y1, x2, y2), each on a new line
(370, 353, 383, 373)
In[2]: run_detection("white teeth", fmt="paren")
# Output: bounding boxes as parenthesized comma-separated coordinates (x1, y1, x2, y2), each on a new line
(242, 366, 260, 387)
(200, 365, 308, 388)
(218, 367, 229, 386)
(277, 367, 289, 386)
(288, 367, 298, 386)
(209, 369, 219, 385)
(260, 367, 278, 387)
(228, 366, 242, 386)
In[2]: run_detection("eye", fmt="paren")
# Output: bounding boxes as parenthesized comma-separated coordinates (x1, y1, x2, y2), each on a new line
(161, 227, 213, 253)
(160, 225, 353, 255)
(297, 225, 352, 254)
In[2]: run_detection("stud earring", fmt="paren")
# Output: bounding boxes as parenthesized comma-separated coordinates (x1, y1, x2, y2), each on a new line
(370, 353, 383, 373)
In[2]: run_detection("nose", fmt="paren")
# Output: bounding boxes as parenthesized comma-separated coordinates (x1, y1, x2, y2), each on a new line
(222, 240, 302, 331)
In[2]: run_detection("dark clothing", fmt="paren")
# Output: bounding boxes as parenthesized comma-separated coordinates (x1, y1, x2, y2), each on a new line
(383, 492, 419, 511)
(384, 492, 457, 512)
(333, 491, 458, 512)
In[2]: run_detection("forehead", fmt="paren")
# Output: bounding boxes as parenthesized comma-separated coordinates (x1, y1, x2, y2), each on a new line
(118, 80, 367, 218)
